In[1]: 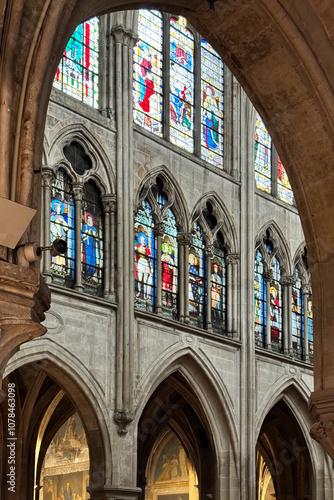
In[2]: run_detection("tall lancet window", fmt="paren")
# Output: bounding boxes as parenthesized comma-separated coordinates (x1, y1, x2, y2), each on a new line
(161, 208, 178, 318)
(170, 16, 194, 152)
(54, 17, 99, 107)
(134, 199, 156, 312)
(201, 40, 224, 167)
(292, 266, 304, 358)
(254, 249, 266, 346)
(211, 235, 226, 333)
(133, 10, 163, 135)
(50, 169, 75, 288)
(270, 256, 282, 350)
(189, 222, 206, 328)
(81, 181, 104, 296)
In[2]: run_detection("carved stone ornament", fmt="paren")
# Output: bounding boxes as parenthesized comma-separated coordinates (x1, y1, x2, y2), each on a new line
(153, 222, 165, 237)
(204, 244, 215, 258)
(302, 284, 312, 296)
(102, 195, 117, 214)
(72, 183, 84, 201)
(113, 410, 135, 435)
(177, 232, 192, 246)
(280, 275, 296, 286)
(263, 270, 274, 282)
(226, 253, 239, 265)
(310, 421, 334, 459)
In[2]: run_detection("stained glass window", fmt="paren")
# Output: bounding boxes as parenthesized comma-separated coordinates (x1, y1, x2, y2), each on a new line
(270, 257, 282, 350)
(133, 11, 163, 135)
(211, 240, 226, 333)
(54, 17, 99, 108)
(189, 223, 205, 328)
(81, 181, 103, 296)
(161, 208, 178, 318)
(255, 115, 272, 193)
(292, 266, 303, 358)
(170, 16, 194, 153)
(308, 297, 313, 358)
(277, 156, 294, 205)
(50, 169, 75, 288)
(135, 199, 156, 312)
(201, 40, 224, 168)
(255, 249, 266, 346)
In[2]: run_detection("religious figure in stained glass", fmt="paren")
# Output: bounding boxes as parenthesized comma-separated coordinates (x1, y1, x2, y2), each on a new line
(81, 213, 101, 282)
(161, 237, 175, 306)
(51, 198, 69, 272)
(255, 115, 271, 193)
(277, 157, 294, 205)
(138, 42, 155, 113)
(135, 231, 153, 300)
(254, 249, 266, 344)
(211, 243, 226, 331)
(270, 284, 280, 341)
(188, 250, 202, 312)
(308, 298, 313, 354)
(203, 86, 219, 151)
(211, 263, 222, 311)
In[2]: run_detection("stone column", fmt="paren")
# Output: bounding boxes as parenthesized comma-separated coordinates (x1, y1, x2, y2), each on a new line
(72, 183, 84, 292)
(280, 275, 295, 355)
(264, 270, 273, 349)
(302, 284, 311, 362)
(205, 245, 214, 331)
(226, 253, 239, 338)
(41, 168, 54, 284)
(178, 233, 192, 324)
(154, 222, 165, 315)
(102, 194, 117, 301)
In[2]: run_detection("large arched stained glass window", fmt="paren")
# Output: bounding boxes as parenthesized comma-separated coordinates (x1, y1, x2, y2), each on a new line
(201, 40, 224, 168)
(270, 257, 282, 350)
(81, 181, 104, 296)
(170, 16, 194, 152)
(254, 249, 266, 346)
(134, 199, 156, 312)
(133, 11, 163, 135)
(277, 156, 294, 205)
(54, 17, 99, 108)
(161, 208, 178, 317)
(211, 238, 226, 333)
(50, 169, 75, 288)
(292, 266, 304, 358)
(189, 222, 205, 328)
(255, 115, 272, 193)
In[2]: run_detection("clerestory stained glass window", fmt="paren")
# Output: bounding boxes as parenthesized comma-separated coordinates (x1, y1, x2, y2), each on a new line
(170, 16, 194, 152)
(255, 115, 272, 193)
(270, 257, 282, 350)
(189, 223, 205, 328)
(201, 40, 224, 168)
(54, 17, 99, 108)
(254, 249, 266, 346)
(277, 156, 294, 205)
(133, 11, 163, 135)
(134, 199, 156, 312)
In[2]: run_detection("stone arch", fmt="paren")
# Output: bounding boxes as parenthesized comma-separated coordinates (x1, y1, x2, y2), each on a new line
(3, 345, 112, 496)
(255, 380, 322, 499)
(191, 191, 238, 253)
(136, 349, 240, 499)
(293, 242, 311, 285)
(47, 123, 115, 193)
(135, 165, 190, 232)
(255, 221, 292, 275)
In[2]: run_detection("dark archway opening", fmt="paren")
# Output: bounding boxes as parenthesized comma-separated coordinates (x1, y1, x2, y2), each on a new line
(256, 399, 313, 500)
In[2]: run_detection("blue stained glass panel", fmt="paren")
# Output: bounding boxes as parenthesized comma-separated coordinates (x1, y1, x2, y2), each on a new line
(170, 16, 194, 152)
(211, 243, 226, 333)
(255, 249, 266, 346)
(135, 200, 156, 312)
(308, 297, 313, 356)
(270, 257, 282, 349)
(133, 11, 163, 135)
(162, 208, 178, 317)
(201, 40, 224, 168)
(255, 115, 272, 193)
(50, 169, 75, 288)
(189, 223, 205, 328)
(54, 18, 99, 108)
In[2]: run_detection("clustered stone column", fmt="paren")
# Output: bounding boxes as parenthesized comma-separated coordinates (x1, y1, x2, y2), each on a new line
(226, 253, 239, 338)
(302, 284, 311, 362)
(102, 194, 117, 301)
(72, 183, 84, 291)
(41, 168, 55, 284)
(280, 274, 295, 355)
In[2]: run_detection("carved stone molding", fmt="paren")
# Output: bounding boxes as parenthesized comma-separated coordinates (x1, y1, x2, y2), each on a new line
(153, 222, 165, 237)
(226, 253, 239, 265)
(177, 232, 192, 246)
(42, 167, 55, 189)
(72, 183, 84, 201)
(310, 388, 334, 459)
(102, 194, 117, 214)
(310, 421, 334, 459)
(113, 410, 135, 435)
(0, 261, 50, 377)
(204, 244, 215, 258)
(263, 270, 274, 282)
(302, 284, 312, 295)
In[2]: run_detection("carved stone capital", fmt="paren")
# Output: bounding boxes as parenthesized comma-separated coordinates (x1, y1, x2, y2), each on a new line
(42, 167, 55, 189)
(302, 284, 312, 296)
(72, 183, 84, 201)
(177, 232, 192, 246)
(310, 421, 334, 459)
(153, 222, 165, 237)
(226, 253, 239, 265)
(204, 244, 215, 258)
(263, 270, 274, 282)
(0, 261, 50, 375)
(280, 274, 296, 286)
(113, 410, 135, 435)
(111, 25, 137, 47)
(102, 194, 117, 214)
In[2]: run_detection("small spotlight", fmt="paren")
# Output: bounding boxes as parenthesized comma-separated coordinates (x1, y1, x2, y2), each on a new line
(37, 238, 67, 257)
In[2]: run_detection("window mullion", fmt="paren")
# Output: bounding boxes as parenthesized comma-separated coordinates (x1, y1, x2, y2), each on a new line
(73, 183, 84, 291)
